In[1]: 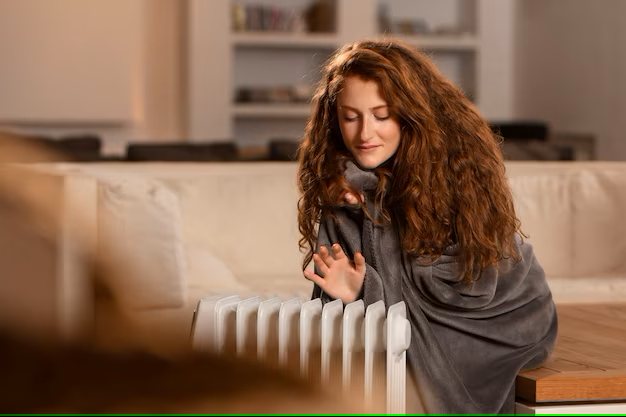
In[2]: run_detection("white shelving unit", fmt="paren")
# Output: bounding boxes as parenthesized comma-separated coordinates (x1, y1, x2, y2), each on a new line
(232, 32, 339, 49)
(188, 0, 516, 145)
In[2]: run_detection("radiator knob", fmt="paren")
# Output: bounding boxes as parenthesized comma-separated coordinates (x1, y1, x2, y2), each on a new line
(390, 317, 411, 355)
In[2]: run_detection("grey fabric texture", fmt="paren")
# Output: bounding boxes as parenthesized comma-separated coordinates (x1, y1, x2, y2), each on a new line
(311, 161, 558, 413)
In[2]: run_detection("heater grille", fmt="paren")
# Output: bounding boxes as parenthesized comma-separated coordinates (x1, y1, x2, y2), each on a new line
(191, 295, 410, 413)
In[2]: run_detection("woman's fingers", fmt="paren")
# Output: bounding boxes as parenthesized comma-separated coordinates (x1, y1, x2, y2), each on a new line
(312, 253, 329, 276)
(318, 245, 334, 267)
(344, 191, 364, 205)
(320, 243, 349, 262)
(331, 243, 346, 260)
(303, 269, 326, 290)
(320, 244, 360, 266)
(344, 192, 359, 205)
(354, 252, 366, 276)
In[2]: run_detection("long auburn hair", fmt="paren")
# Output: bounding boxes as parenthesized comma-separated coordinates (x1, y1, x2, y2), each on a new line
(297, 39, 523, 283)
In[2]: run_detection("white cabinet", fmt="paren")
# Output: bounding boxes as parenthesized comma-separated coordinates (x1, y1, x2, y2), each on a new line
(188, 0, 515, 145)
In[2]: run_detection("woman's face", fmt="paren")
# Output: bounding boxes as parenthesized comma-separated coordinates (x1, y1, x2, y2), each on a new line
(337, 76, 401, 169)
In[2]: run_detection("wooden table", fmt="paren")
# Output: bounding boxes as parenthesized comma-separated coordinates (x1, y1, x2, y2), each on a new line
(516, 304, 626, 414)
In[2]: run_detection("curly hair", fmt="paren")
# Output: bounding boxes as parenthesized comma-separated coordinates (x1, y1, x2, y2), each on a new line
(297, 39, 523, 283)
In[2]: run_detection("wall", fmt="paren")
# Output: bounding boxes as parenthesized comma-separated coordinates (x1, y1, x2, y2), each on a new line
(478, 0, 515, 120)
(0, 0, 185, 155)
(138, 0, 186, 142)
(187, 0, 232, 142)
(514, 0, 626, 160)
(0, 0, 139, 122)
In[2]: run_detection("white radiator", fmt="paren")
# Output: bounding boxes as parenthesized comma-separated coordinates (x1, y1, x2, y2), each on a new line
(191, 295, 411, 413)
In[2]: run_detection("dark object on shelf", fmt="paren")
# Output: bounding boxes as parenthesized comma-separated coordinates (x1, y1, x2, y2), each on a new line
(236, 85, 311, 104)
(53, 135, 102, 161)
(236, 86, 293, 103)
(550, 132, 596, 160)
(268, 139, 299, 161)
(501, 141, 574, 161)
(490, 121, 549, 142)
(126, 142, 238, 162)
(490, 121, 574, 161)
(305, 0, 335, 33)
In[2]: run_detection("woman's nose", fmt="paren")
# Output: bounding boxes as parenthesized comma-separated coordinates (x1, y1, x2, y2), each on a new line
(360, 117, 374, 140)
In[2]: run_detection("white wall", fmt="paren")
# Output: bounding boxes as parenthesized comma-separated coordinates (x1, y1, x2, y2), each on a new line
(514, 0, 626, 160)
(477, 0, 515, 120)
(187, 0, 232, 142)
(138, 0, 186, 142)
(0, 0, 184, 155)
(0, 0, 139, 122)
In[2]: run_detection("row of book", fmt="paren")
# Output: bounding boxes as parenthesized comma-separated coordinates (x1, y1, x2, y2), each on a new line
(232, 3, 307, 33)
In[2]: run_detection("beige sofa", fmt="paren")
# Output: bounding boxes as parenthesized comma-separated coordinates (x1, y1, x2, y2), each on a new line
(16, 161, 626, 356)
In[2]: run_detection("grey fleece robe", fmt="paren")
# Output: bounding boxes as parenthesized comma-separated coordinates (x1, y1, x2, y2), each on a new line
(312, 161, 558, 413)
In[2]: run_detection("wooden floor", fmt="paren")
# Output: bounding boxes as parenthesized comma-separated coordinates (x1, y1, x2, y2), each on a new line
(517, 303, 626, 403)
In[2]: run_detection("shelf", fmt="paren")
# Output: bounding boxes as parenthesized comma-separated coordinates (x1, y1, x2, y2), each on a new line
(233, 104, 312, 118)
(233, 32, 478, 51)
(209, 0, 503, 145)
(386, 34, 479, 51)
(232, 32, 339, 49)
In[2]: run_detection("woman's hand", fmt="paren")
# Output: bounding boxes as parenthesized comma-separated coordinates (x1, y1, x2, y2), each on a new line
(343, 191, 362, 205)
(304, 243, 366, 304)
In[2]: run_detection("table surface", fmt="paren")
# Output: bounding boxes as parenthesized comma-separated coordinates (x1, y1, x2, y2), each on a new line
(516, 303, 626, 404)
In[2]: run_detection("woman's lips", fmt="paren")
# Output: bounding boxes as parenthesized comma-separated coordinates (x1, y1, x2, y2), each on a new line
(356, 144, 381, 152)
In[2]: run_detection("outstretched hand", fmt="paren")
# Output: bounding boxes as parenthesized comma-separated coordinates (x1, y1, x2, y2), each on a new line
(304, 243, 366, 304)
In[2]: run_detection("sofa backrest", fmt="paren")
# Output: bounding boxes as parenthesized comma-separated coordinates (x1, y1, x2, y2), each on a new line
(43, 161, 626, 311)
(507, 162, 626, 278)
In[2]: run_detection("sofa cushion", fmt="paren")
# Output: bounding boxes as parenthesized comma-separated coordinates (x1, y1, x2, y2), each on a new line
(185, 245, 245, 292)
(508, 173, 574, 277)
(98, 177, 187, 310)
(571, 170, 626, 276)
(166, 168, 302, 285)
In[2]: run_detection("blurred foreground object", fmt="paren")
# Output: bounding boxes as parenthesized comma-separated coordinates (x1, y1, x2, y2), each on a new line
(0, 331, 351, 413)
(0, 131, 101, 161)
(0, 133, 362, 414)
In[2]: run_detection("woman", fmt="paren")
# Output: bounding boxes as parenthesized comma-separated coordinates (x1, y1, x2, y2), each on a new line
(297, 39, 557, 413)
